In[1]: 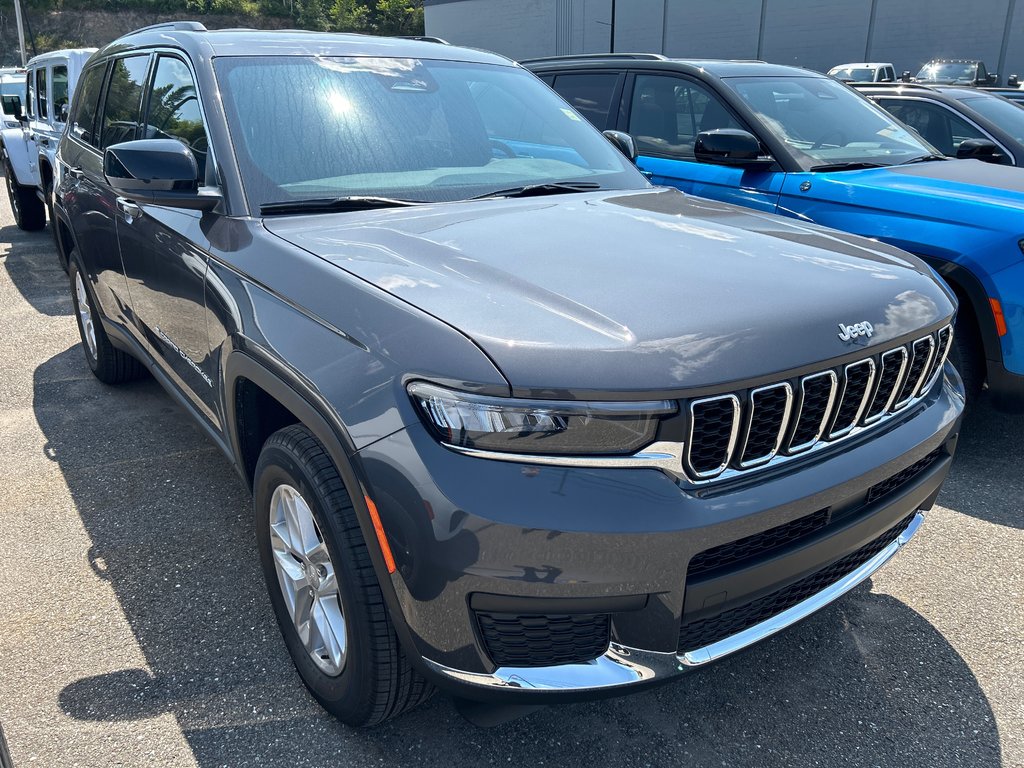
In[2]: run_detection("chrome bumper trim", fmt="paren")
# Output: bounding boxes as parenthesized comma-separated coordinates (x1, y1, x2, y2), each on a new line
(423, 512, 924, 692)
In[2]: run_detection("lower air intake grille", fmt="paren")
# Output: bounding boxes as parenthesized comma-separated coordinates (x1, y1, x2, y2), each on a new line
(678, 513, 915, 653)
(476, 612, 610, 668)
(688, 507, 832, 578)
(866, 448, 942, 504)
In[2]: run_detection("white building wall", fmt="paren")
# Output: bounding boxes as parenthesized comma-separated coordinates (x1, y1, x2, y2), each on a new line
(426, 0, 1024, 81)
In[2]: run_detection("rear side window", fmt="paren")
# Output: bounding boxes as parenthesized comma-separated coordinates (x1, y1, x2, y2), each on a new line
(52, 65, 69, 121)
(551, 73, 618, 128)
(144, 56, 208, 180)
(71, 64, 106, 146)
(36, 67, 48, 119)
(100, 55, 150, 150)
(26, 69, 34, 118)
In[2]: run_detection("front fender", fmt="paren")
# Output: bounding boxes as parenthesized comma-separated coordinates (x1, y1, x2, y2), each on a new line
(0, 127, 40, 187)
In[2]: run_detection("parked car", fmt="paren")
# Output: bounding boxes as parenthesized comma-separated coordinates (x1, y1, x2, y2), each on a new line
(0, 69, 25, 130)
(827, 62, 896, 83)
(0, 48, 96, 240)
(54, 24, 963, 725)
(914, 59, 997, 86)
(524, 54, 1024, 411)
(855, 83, 1024, 165)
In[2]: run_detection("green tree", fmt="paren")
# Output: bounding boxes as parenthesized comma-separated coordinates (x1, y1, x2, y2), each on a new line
(372, 0, 423, 36)
(330, 0, 370, 31)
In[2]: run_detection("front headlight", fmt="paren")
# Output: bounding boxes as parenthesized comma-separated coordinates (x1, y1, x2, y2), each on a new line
(408, 382, 677, 456)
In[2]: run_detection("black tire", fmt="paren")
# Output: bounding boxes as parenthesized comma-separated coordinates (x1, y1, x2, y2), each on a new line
(68, 252, 144, 384)
(254, 425, 434, 727)
(3, 154, 46, 231)
(949, 307, 985, 401)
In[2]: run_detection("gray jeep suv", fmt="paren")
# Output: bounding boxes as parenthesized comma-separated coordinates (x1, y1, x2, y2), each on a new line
(53, 23, 964, 726)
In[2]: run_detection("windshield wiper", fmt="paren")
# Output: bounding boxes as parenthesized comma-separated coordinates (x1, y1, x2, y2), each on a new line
(809, 161, 887, 172)
(471, 181, 603, 200)
(260, 196, 425, 215)
(898, 154, 949, 165)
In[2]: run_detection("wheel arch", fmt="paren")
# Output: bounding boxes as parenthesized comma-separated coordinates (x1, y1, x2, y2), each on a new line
(223, 349, 425, 670)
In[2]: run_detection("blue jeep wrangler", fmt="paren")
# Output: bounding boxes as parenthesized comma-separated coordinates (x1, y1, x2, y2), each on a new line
(525, 55, 1024, 412)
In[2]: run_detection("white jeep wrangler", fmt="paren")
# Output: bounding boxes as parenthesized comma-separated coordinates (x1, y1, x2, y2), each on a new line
(1, 48, 95, 246)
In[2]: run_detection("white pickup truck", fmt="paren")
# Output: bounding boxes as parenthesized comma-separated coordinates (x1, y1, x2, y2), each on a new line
(1, 48, 95, 243)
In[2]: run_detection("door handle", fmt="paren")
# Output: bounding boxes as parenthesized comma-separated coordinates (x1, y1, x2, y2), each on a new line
(117, 197, 142, 220)
(67, 166, 83, 179)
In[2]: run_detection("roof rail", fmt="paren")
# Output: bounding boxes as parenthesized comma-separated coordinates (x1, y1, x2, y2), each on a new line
(125, 21, 207, 36)
(398, 35, 450, 44)
(520, 52, 667, 65)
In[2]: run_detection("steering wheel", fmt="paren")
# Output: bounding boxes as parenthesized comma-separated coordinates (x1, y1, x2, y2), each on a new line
(811, 131, 848, 150)
(489, 139, 517, 158)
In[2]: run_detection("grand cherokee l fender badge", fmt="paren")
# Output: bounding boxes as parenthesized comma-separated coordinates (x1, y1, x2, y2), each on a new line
(838, 321, 874, 342)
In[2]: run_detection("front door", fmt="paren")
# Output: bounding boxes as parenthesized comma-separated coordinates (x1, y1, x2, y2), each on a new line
(112, 53, 219, 423)
(624, 73, 783, 212)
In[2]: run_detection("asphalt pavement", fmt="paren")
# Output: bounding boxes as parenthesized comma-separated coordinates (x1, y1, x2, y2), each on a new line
(0, 191, 1021, 768)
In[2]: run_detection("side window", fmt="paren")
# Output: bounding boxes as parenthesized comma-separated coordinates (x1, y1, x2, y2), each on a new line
(550, 73, 618, 129)
(145, 56, 208, 179)
(100, 55, 150, 151)
(70, 64, 106, 147)
(52, 65, 69, 122)
(628, 74, 741, 159)
(36, 67, 48, 120)
(879, 98, 987, 156)
(26, 69, 34, 118)
(977, 62, 988, 82)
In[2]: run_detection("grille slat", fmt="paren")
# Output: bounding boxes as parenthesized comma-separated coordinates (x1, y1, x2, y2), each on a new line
(787, 371, 838, 453)
(738, 384, 793, 467)
(828, 359, 876, 438)
(894, 337, 935, 410)
(686, 395, 740, 478)
(864, 348, 908, 423)
(683, 324, 952, 483)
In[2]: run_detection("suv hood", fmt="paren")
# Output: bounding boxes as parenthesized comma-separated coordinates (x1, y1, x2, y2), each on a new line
(265, 188, 953, 396)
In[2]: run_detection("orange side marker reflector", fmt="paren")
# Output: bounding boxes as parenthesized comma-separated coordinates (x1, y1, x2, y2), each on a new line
(365, 496, 397, 574)
(990, 298, 1008, 337)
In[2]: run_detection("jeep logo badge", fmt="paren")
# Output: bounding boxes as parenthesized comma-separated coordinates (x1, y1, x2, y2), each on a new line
(838, 321, 874, 342)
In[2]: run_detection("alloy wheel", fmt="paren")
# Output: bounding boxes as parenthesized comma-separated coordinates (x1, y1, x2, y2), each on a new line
(268, 483, 348, 676)
(74, 271, 97, 360)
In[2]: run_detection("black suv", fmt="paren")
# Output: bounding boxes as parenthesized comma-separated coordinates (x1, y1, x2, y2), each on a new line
(54, 24, 963, 726)
(855, 83, 1024, 166)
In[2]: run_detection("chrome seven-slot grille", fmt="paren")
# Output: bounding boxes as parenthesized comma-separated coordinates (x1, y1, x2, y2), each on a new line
(685, 325, 953, 481)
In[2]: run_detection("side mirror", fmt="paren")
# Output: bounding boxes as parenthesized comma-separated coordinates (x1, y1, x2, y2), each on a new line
(694, 129, 773, 168)
(0, 94, 21, 118)
(104, 139, 219, 210)
(1008, 74, 1020, 87)
(901, 70, 913, 82)
(988, 73, 999, 86)
(602, 129, 637, 163)
(956, 138, 1002, 163)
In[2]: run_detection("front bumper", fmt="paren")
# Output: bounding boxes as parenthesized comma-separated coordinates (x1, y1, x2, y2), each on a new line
(425, 511, 924, 692)
(356, 367, 963, 700)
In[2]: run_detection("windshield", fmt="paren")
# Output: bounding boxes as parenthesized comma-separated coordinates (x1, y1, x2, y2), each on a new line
(721, 76, 935, 168)
(829, 67, 875, 81)
(214, 56, 646, 209)
(917, 62, 976, 82)
(0, 75, 23, 98)
(959, 95, 1024, 143)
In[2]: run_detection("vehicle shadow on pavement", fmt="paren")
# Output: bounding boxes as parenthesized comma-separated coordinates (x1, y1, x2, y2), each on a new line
(938, 394, 1024, 530)
(0, 222, 69, 317)
(36, 347, 1001, 768)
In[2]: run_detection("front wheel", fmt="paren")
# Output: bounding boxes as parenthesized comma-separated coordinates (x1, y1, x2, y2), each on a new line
(3, 154, 45, 231)
(254, 425, 433, 727)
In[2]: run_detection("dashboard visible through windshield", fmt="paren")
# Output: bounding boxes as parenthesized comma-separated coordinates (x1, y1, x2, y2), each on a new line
(721, 75, 937, 169)
(214, 56, 646, 210)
